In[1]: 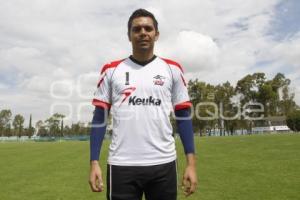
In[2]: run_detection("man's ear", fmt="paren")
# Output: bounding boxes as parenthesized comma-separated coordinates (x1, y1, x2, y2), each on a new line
(154, 31, 160, 41)
(127, 32, 131, 42)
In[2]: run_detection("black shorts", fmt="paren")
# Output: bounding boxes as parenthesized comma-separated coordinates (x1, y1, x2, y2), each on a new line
(106, 160, 177, 200)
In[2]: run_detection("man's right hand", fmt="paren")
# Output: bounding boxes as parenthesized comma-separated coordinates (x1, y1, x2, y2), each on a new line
(89, 161, 104, 192)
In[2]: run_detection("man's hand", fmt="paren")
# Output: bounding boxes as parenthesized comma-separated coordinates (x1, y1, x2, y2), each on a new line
(182, 154, 197, 197)
(89, 161, 104, 192)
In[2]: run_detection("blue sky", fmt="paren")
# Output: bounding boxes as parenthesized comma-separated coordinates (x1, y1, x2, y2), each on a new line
(0, 0, 299, 124)
(271, 0, 300, 40)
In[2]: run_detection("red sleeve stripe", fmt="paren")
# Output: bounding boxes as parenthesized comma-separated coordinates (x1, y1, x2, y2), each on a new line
(161, 58, 184, 73)
(100, 59, 125, 74)
(92, 99, 111, 109)
(97, 73, 106, 88)
(174, 101, 192, 110)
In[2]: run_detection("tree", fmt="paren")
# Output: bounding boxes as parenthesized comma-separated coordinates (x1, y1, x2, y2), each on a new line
(0, 109, 12, 136)
(35, 120, 43, 131)
(45, 113, 65, 137)
(188, 79, 216, 136)
(236, 73, 266, 105)
(266, 73, 291, 116)
(54, 113, 65, 137)
(12, 114, 25, 137)
(36, 120, 48, 136)
(61, 119, 64, 137)
(63, 125, 71, 136)
(215, 82, 236, 136)
(279, 85, 297, 116)
(286, 110, 300, 132)
(27, 114, 34, 138)
(71, 123, 81, 135)
(235, 73, 285, 133)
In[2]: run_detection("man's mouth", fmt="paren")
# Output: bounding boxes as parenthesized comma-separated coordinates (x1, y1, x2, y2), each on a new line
(139, 40, 149, 43)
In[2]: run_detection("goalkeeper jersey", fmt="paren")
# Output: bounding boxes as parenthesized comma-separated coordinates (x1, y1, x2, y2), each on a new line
(92, 56, 191, 166)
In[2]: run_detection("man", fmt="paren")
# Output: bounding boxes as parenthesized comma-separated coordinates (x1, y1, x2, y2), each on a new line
(89, 9, 197, 200)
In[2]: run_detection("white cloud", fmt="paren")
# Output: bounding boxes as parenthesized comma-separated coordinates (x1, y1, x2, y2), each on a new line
(0, 0, 299, 124)
(22, 76, 53, 94)
(269, 33, 300, 69)
(158, 31, 220, 72)
(0, 83, 7, 90)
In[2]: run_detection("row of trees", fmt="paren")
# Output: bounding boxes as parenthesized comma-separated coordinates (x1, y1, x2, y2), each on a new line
(35, 113, 91, 137)
(187, 72, 299, 135)
(1, 72, 299, 137)
(0, 111, 90, 137)
(0, 110, 34, 137)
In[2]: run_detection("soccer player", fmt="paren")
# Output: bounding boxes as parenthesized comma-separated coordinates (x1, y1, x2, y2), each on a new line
(89, 8, 197, 200)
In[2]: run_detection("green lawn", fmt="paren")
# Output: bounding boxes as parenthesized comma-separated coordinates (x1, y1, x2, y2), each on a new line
(0, 134, 299, 200)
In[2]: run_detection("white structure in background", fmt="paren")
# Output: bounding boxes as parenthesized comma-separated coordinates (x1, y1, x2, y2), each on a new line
(252, 126, 290, 132)
(31, 127, 40, 140)
(252, 116, 290, 133)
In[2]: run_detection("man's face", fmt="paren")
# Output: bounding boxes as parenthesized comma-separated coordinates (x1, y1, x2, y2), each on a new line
(128, 16, 159, 52)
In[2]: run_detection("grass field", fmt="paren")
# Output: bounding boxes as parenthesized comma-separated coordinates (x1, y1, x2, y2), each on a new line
(0, 134, 299, 200)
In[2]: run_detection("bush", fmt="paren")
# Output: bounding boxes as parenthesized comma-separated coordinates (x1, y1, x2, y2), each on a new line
(286, 110, 300, 131)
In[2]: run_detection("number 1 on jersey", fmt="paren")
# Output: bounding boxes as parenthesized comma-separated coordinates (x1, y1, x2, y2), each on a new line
(125, 72, 130, 85)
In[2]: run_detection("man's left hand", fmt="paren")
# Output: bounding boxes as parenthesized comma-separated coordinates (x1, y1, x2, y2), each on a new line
(182, 164, 197, 197)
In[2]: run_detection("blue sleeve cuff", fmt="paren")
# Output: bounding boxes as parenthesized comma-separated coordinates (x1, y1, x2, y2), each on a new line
(175, 108, 195, 154)
(90, 106, 109, 161)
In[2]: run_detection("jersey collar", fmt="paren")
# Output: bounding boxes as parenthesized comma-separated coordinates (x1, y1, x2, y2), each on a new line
(129, 55, 157, 66)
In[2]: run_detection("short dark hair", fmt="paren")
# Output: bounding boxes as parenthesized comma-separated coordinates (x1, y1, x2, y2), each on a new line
(127, 9, 158, 33)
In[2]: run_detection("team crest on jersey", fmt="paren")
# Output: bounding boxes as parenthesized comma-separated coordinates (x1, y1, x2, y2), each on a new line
(153, 75, 165, 86)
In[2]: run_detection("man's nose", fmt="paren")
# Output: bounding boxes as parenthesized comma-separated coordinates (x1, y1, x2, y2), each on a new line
(140, 28, 147, 35)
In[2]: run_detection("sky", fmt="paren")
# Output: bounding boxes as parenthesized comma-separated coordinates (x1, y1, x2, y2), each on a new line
(0, 0, 299, 126)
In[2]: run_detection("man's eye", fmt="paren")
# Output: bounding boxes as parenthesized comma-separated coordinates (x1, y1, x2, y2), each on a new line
(144, 26, 153, 32)
(132, 26, 154, 33)
(132, 27, 141, 32)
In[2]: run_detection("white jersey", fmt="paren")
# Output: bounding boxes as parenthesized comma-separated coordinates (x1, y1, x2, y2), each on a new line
(92, 56, 191, 166)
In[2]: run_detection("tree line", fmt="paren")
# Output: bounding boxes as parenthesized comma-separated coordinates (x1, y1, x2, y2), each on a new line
(0, 72, 299, 138)
(0, 110, 32, 137)
(0, 112, 91, 137)
(187, 72, 299, 135)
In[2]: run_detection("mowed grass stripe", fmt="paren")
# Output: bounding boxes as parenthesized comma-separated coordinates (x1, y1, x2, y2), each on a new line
(0, 134, 299, 200)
